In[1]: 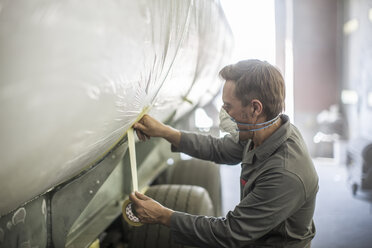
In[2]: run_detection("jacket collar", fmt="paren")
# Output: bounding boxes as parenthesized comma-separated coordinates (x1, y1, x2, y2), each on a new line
(242, 115, 291, 164)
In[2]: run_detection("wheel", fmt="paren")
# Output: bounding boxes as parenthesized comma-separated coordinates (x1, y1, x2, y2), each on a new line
(128, 184, 214, 248)
(167, 159, 222, 216)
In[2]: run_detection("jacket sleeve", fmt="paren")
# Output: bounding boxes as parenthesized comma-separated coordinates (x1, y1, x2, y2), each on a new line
(169, 170, 306, 248)
(171, 131, 244, 165)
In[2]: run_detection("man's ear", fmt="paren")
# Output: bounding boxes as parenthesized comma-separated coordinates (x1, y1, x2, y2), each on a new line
(251, 99, 263, 117)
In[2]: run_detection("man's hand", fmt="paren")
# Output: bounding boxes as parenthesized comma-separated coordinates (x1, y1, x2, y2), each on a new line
(133, 114, 181, 147)
(129, 191, 174, 226)
(133, 115, 167, 140)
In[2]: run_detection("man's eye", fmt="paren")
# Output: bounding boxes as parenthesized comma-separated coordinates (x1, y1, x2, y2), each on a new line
(223, 105, 231, 113)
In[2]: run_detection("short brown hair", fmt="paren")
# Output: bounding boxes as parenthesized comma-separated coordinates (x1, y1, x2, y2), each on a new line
(219, 59, 285, 120)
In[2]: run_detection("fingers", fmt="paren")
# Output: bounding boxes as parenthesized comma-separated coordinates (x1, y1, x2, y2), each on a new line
(134, 129, 148, 141)
(133, 122, 151, 141)
(129, 191, 150, 205)
(128, 192, 149, 223)
(133, 121, 145, 130)
(135, 191, 151, 200)
(132, 115, 165, 140)
(128, 191, 170, 225)
(129, 192, 141, 206)
(133, 115, 149, 131)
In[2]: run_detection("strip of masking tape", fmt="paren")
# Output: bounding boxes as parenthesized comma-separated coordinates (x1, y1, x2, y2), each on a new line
(88, 239, 100, 248)
(125, 105, 151, 192)
(122, 107, 152, 226)
(127, 127, 138, 192)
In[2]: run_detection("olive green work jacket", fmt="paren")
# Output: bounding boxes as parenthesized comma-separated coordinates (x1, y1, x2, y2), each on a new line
(170, 115, 319, 248)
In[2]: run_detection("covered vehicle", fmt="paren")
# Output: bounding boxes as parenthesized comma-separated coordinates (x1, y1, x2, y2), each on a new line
(0, 0, 233, 247)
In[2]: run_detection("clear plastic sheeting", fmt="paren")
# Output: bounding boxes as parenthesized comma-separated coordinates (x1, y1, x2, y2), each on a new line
(0, 0, 232, 215)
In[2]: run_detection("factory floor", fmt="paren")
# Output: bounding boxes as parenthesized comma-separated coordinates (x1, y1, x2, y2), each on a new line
(220, 158, 372, 248)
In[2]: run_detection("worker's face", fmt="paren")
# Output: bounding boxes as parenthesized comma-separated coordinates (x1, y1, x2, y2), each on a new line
(221, 80, 254, 140)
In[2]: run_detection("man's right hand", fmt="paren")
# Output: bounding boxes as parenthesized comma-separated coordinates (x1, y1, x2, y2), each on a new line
(133, 114, 181, 147)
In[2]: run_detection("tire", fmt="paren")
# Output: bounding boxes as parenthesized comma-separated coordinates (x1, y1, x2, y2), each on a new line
(128, 184, 214, 248)
(167, 159, 222, 216)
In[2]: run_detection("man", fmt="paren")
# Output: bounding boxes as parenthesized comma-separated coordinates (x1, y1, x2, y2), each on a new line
(130, 59, 319, 247)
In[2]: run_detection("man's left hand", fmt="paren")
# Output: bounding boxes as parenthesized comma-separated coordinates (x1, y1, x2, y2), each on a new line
(129, 191, 174, 226)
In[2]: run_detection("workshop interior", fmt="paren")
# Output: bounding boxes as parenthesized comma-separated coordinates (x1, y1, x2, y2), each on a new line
(0, 0, 371, 247)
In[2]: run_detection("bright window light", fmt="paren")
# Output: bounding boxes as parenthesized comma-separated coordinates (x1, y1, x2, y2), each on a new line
(341, 90, 358, 105)
(180, 153, 192, 160)
(368, 92, 372, 107)
(167, 158, 174, 165)
(195, 108, 213, 131)
(220, 0, 276, 63)
(343, 18, 359, 35)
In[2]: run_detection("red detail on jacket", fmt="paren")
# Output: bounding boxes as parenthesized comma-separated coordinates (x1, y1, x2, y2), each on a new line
(240, 178, 247, 187)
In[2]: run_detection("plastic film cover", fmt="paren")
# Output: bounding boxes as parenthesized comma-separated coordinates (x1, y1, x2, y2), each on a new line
(0, 0, 233, 215)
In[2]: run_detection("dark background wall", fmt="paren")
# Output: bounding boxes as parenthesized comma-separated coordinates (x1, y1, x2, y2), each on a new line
(281, 0, 372, 155)
(293, 0, 339, 113)
(275, 0, 340, 156)
(293, 0, 339, 156)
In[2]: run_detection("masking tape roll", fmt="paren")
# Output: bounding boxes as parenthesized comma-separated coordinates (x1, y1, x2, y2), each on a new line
(122, 127, 143, 226)
(122, 199, 142, 227)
